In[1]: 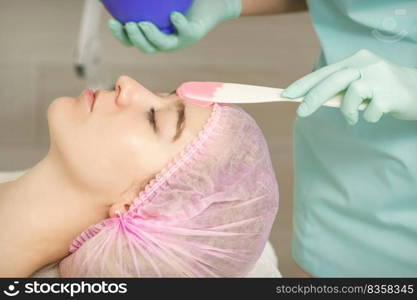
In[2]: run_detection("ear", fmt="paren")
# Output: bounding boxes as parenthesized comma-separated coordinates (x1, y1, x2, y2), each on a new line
(109, 198, 133, 218)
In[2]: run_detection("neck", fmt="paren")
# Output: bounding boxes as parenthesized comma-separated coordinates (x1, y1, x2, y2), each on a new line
(0, 152, 109, 277)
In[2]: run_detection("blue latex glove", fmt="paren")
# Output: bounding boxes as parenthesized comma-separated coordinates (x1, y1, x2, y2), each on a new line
(282, 49, 417, 125)
(108, 0, 241, 54)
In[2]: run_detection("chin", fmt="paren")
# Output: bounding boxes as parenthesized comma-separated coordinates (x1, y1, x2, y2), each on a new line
(47, 97, 79, 150)
(47, 96, 76, 117)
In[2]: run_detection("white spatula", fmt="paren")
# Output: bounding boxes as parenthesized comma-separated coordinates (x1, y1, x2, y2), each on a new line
(176, 81, 367, 110)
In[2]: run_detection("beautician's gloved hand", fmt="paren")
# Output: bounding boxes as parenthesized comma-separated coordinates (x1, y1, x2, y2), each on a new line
(282, 49, 417, 125)
(108, 0, 242, 54)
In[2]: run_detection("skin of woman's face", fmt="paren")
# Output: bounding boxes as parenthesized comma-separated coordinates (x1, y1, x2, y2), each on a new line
(47, 76, 212, 204)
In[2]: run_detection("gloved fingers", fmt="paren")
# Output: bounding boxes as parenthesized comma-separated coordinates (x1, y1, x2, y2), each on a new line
(340, 80, 372, 125)
(138, 22, 179, 52)
(363, 95, 387, 123)
(282, 63, 347, 99)
(108, 19, 133, 47)
(297, 68, 361, 117)
(170, 12, 195, 38)
(124, 22, 158, 54)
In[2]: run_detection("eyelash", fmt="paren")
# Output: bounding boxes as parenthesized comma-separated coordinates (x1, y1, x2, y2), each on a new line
(148, 108, 157, 131)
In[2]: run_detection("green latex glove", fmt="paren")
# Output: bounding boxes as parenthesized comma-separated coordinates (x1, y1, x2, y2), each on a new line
(282, 49, 417, 125)
(108, 0, 242, 54)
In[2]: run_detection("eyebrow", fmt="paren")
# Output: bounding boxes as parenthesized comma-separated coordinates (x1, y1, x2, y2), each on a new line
(172, 102, 186, 142)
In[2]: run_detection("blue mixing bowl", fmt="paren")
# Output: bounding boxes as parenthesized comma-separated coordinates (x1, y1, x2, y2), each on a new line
(101, 0, 193, 34)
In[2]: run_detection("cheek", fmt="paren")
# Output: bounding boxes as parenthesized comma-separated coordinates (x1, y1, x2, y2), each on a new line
(115, 130, 170, 178)
(82, 130, 174, 195)
(62, 124, 168, 193)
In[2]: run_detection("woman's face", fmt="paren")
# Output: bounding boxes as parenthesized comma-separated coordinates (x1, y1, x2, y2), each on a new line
(47, 76, 212, 203)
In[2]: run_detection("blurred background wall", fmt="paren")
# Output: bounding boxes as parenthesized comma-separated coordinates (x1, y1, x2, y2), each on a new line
(0, 0, 320, 276)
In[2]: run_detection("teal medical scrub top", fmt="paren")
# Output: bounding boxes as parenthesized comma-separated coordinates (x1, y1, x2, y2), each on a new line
(292, 0, 417, 277)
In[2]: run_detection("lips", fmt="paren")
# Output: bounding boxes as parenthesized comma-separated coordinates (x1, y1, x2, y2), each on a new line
(82, 89, 96, 112)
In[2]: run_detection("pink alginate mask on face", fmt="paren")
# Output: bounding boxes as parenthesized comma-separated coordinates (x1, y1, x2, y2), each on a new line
(59, 104, 279, 277)
(176, 82, 221, 107)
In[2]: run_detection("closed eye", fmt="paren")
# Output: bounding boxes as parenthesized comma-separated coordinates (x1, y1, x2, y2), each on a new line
(148, 108, 158, 132)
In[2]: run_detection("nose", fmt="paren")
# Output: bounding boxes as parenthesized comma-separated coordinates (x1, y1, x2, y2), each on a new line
(115, 75, 155, 108)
